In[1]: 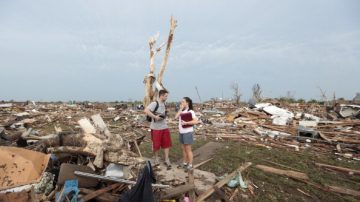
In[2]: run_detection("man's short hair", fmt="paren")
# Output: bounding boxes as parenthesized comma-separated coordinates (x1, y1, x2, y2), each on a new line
(159, 89, 169, 97)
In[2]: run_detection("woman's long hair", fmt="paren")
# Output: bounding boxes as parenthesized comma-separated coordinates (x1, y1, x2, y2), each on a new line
(183, 97, 193, 111)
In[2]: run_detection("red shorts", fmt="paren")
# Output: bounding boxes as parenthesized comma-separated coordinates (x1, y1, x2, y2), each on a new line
(151, 128, 172, 151)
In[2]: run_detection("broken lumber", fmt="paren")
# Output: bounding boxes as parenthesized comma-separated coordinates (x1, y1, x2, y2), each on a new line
(326, 185, 360, 198)
(81, 183, 121, 202)
(78, 118, 96, 134)
(255, 165, 309, 181)
(196, 162, 252, 202)
(194, 158, 213, 169)
(74, 171, 170, 188)
(188, 169, 196, 201)
(315, 163, 360, 175)
(91, 114, 111, 137)
(80, 188, 119, 202)
(162, 184, 195, 199)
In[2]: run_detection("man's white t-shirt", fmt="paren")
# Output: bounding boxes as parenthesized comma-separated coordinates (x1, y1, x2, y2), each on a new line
(178, 109, 197, 134)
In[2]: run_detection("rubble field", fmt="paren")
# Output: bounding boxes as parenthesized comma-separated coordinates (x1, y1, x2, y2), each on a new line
(0, 100, 359, 201)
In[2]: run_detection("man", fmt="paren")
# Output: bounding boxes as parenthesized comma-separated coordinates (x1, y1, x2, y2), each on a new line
(144, 89, 172, 169)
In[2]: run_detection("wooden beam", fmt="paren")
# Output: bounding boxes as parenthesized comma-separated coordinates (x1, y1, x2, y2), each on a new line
(255, 165, 309, 181)
(196, 162, 252, 202)
(326, 185, 360, 198)
(162, 184, 195, 199)
(133, 141, 142, 158)
(315, 163, 360, 175)
(194, 158, 213, 169)
(188, 169, 196, 201)
(74, 171, 170, 188)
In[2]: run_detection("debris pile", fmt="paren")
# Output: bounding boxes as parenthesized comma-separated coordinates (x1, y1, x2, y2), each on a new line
(191, 101, 360, 161)
(1, 99, 360, 201)
(0, 102, 164, 201)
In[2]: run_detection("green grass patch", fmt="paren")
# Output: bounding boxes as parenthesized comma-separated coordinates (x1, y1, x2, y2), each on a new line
(194, 140, 360, 201)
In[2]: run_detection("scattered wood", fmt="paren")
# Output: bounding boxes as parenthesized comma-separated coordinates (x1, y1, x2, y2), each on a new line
(188, 169, 196, 201)
(78, 118, 96, 134)
(193, 158, 213, 169)
(229, 188, 239, 201)
(297, 188, 312, 197)
(162, 184, 195, 199)
(326, 185, 360, 198)
(81, 183, 121, 202)
(74, 171, 170, 188)
(263, 160, 303, 173)
(196, 162, 252, 202)
(133, 140, 142, 158)
(80, 188, 119, 202)
(255, 165, 309, 181)
(315, 163, 360, 175)
(91, 114, 111, 137)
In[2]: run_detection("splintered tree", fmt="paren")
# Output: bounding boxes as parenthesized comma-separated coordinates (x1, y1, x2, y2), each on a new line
(143, 17, 177, 107)
(231, 82, 242, 106)
(252, 83, 262, 102)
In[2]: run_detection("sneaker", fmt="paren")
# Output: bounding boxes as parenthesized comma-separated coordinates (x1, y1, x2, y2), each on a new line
(165, 159, 172, 170)
(153, 157, 160, 166)
(185, 164, 193, 172)
(177, 162, 188, 169)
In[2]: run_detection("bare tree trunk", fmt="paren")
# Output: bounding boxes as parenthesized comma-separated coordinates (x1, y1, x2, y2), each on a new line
(144, 36, 162, 107)
(143, 17, 177, 106)
(157, 17, 177, 85)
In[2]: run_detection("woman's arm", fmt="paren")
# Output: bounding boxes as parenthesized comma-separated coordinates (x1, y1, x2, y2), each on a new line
(182, 117, 199, 126)
(175, 103, 186, 119)
(175, 109, 182, 119)
(181, 111, 199, 126)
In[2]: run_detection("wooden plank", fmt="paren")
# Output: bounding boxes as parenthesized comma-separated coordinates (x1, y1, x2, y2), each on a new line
(78, 118, 96, 134)
(74, 171, 170, 188)
(80, 188, 119, 202)
(162, 184, 195, 199)
(196, 162, 252, 202)
(194, 158, 213, 169)
(255, 165, 309, 181)
(133, 141, 142, 158)
(326, 185, 360, 198)
(188, 169, 196, 201)
(81, 183, 121, 202)
(315, 163, 360, 175)
(179, 142, 223, 165)
(91, 114, 111, 137)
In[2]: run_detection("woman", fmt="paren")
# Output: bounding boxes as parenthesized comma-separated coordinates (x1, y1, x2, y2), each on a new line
(175, 97, 199, 170)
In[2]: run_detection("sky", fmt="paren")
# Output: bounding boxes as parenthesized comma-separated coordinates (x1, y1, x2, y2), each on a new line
(0, 0, 359, 102)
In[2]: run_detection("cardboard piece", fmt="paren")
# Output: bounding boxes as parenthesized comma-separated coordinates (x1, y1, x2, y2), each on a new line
(0, 146, 50, 190)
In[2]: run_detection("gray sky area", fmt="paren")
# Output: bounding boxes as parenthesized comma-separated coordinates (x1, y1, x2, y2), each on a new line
(0, 0, 359, 102)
